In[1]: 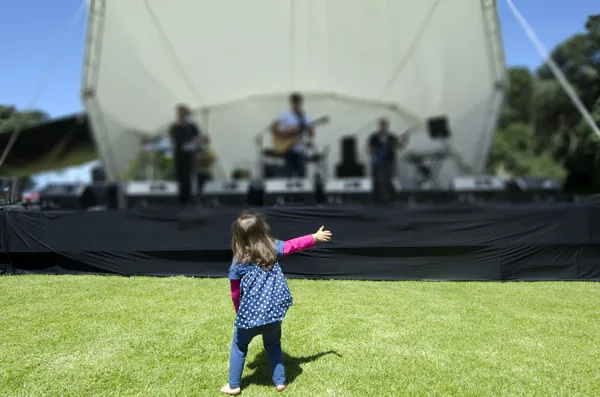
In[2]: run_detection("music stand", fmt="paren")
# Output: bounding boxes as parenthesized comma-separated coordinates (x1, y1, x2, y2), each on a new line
(406, 116, 451, 187)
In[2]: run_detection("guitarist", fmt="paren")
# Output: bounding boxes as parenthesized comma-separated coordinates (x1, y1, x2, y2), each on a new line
(271, 93, 314, 177)
(368, 117, 412, 203)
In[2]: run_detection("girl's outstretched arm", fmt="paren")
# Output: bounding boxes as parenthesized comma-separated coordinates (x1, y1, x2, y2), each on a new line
(282, 226, 332, 255)
(282, 234, 315, 255)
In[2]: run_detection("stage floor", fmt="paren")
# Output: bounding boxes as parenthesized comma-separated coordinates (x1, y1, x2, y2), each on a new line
(2, 203, 599, 280)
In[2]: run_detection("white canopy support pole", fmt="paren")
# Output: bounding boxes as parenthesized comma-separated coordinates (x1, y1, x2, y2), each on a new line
(0, 0, 88, 169)
(505, 0, 600, 138)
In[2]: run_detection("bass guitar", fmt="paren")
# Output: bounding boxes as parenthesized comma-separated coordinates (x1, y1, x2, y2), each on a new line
(371, 125, 421, 163)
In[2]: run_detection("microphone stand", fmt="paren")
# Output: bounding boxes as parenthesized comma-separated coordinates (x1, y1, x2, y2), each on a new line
(253, 127, 270, 182)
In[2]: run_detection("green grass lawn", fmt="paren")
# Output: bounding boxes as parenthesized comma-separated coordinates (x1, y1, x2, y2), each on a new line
(0, 276, 598, 397)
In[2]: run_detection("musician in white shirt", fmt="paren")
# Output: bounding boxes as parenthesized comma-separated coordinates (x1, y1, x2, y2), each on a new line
(271, 93, 314, 177)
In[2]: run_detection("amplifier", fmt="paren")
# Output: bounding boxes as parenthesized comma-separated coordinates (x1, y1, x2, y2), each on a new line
(324, 178, 372, 205)
(508, 177, 562, 202)
(201, 180, 250, 206)
(264, 178, 315, 205)
(122, 180, 178, 208)
(452, 176, 506, 203)
(39, 183, 88, 210)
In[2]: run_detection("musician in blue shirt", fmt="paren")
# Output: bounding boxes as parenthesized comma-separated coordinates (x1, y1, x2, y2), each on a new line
(271, 93, 314, 177)
(368, 118, 410, 203)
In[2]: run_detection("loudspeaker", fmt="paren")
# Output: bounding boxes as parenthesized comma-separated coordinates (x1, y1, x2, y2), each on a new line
(122, 180, 178, 208)
(91, 166, 106, 183)
(39, 183, 89, 210)
(336, 136, 365, 177)
(201, 180, 251, 207)
(264, 178, 315, 205)
(80, 183, 119, 209)
(247, 180, 265, 206)
(341, 136, 358, 164)
(428, 116, 450, 140)
(452, 176, 506, 203)
(324, 178, 372, 205)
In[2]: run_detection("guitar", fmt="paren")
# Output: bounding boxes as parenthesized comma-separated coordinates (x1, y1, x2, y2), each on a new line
(371, 125, 421, 164)
(272, 115, 330, 155)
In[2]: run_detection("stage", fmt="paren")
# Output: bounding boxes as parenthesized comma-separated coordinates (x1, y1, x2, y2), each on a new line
(1, 203, 599, 281)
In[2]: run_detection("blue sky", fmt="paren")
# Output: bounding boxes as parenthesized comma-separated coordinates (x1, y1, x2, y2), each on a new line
(0, 0, 597, 185)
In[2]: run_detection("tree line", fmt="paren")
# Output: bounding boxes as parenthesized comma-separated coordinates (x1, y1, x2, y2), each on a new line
(487, 14, 600, 194)
(0, 106, 48, 198)
(1, 14, 599, 196)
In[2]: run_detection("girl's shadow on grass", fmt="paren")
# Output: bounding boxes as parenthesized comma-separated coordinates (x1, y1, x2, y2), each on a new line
(242, 350, 341, 387)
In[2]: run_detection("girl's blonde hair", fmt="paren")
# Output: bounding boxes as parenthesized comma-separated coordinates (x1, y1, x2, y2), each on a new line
(231, 211, 276, 269)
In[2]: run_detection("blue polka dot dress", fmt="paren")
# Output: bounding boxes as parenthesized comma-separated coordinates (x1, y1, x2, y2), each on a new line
(228, 240, 293, 329)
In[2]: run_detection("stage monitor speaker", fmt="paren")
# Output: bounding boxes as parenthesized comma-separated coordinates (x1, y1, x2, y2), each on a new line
(508, 177, 562, 202)
(201, 180, 250, 207)
(393, 179, 452, 204)
(39, 183, 89, 210)
(122, 180, 178, 208)
(324, 178, 372, 205)
(264, 178, 315, 205)
(452, 176, 506, 203)
(427, 116, 450, 140)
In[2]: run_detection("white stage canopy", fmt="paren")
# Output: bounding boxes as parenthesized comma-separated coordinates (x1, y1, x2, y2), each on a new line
(83, 0, 506, 183)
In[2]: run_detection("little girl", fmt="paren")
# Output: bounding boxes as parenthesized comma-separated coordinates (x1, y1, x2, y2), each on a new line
(221, 211, 332, 395)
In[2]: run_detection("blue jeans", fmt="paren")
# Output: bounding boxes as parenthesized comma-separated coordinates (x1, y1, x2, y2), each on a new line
(283, 150, 306, 178)
(228, 322, 285, 388)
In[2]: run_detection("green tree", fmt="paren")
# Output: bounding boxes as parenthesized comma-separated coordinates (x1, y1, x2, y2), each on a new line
(488, 14, 600, 194)
(0, 105, 49, 200)
(487, 70, 566, 180)
(0, 105, 48, 133)
(499, 67, 536, 128)
(488, 122, 565, 180)
(126, 150, 175, 180)
(125, 136, 174, 180)
(535, 14, 600, 192)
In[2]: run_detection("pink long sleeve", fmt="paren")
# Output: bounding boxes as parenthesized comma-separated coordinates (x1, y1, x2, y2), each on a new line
(230, 279, 241, 313)
(283, 234, 315, 255)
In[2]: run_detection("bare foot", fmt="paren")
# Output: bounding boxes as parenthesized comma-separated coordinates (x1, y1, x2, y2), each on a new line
(276, 384, 286, 392)
(221, 384, 241, 395)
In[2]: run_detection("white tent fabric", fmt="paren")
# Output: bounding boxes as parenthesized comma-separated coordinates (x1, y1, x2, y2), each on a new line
(83, 0, 506, 183)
